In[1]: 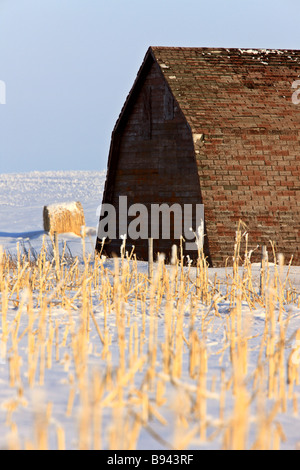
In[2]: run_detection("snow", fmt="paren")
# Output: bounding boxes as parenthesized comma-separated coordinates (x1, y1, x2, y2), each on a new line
(239, 49, 260, 54)
(0, 170, 106, 257)
(239, 49, 285, 55)
(45, 201, 82, 214)
(0, 170, 300, 450)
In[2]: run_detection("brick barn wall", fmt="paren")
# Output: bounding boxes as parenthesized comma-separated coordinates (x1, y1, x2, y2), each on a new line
(152, 47, 300, 266)
(99, 48, 300, 266)
(101, 60, 206, 261)
(194, 128, 300, 266)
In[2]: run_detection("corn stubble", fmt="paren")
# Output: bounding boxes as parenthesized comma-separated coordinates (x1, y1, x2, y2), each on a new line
(0, 231, 299, 450)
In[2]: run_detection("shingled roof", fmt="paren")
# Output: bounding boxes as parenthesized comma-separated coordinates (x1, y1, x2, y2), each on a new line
(99, 47, 300, 266)
(151, 46, 300, 135)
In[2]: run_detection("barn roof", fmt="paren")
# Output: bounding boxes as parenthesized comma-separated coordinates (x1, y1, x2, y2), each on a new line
(149, 46, 300, 137)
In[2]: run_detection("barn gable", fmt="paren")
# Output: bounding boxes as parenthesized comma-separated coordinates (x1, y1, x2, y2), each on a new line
(97, 47, 300, 266)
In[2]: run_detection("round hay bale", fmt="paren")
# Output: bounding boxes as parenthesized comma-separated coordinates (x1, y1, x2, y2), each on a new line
(43, 201, 85, 237)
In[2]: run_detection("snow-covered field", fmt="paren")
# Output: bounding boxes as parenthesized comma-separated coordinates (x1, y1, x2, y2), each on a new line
(0, 170, 106, 257)
(0, 170, 300, 451)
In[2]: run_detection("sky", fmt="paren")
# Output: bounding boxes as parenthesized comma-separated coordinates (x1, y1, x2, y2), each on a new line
(0, 0, 300, 174)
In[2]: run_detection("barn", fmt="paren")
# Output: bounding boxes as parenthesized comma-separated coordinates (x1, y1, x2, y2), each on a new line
(96, 46, 300, 266)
